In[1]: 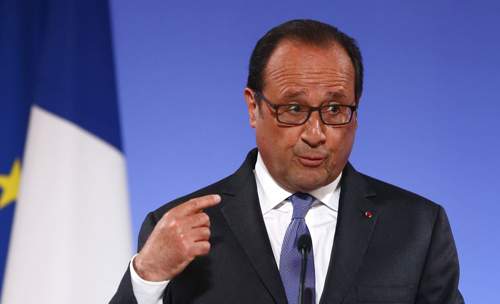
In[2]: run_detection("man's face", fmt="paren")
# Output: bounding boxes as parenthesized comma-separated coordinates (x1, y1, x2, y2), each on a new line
(244, 40, 359, 193)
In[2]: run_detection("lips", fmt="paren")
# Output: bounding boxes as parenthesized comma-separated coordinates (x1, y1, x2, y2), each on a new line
(297, 155, 326, 167)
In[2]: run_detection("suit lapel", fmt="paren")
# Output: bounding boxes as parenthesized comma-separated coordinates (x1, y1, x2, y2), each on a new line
(320, 163, 379, 304)
(220, 150, 288, 304)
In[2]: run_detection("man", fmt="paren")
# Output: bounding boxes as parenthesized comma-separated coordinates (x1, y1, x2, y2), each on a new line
(111, 19, 463, 304)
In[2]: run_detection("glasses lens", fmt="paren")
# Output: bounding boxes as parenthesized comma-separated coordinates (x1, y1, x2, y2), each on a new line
(321, 105, 352, 124)
(275, 103, 354, 125)
(277, 105, 309, 124)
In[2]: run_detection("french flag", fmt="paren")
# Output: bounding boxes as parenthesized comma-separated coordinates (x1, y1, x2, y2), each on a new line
(1, 1, 133, 303)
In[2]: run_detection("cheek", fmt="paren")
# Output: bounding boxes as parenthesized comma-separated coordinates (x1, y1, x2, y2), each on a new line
(327, 127, 356, 155)
(255, 121, 277, 158)
(256, 123, 302, 164)
(259, 120, 300, 146)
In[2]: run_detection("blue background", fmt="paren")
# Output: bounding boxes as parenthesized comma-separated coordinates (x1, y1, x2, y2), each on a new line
(109, 1, 500, 302)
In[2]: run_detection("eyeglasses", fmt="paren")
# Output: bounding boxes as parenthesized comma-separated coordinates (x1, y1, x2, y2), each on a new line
(256, 92, 357, 126)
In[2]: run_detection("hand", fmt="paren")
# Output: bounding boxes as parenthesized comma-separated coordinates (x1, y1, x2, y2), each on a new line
(133, 194, 221, 281)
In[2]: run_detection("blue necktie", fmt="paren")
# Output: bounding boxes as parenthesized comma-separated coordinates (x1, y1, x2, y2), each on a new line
(280, 193, 316, 304)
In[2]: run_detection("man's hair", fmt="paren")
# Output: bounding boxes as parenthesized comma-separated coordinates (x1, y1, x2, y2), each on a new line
(247, 19, 363, 106)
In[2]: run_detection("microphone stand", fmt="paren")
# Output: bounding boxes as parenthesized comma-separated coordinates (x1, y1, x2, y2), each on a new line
(299, 246, 308, 304)
(297, 234, 311, 304)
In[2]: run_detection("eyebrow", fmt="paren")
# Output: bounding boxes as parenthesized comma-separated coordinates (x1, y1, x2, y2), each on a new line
(282, 91, 307, 100)
(327, 92, 347, 99)
(281, 91, 347, 100)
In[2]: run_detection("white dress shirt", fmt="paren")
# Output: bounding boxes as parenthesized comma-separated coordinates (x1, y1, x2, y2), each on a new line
(130, 152, 341, 304)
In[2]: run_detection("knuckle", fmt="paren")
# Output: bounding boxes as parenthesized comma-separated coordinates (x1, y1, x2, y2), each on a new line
(202, 227, 211, 238)
(160, 212, 172, 225)
(200, 213, 209, 223)
(202, 242, 211, 254)
(169, 219, 181, 230)
(163, 211, 178, 226)
(180, 239, 191, 255)
(169, 220, 186, 238)
(189, 199, 199, 210)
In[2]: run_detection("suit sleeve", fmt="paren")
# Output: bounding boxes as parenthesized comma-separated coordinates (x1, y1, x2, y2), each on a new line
(109, 212, 158, 304)
(416, 206, 465, 304)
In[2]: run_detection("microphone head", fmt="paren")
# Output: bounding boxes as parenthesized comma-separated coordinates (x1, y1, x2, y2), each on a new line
(297, 234, 312, 254)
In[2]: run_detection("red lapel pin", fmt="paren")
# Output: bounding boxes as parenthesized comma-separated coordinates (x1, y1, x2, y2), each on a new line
(364, 211, 372, 218)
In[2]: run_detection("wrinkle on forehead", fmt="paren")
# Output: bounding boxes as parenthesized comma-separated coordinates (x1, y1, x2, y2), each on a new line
(269, 71, 354, 93)
(263, 40, 356, 100)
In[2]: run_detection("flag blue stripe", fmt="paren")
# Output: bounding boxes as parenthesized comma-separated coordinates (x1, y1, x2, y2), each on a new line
(0, 0, 45, 295)
(34, 0, 123, 151)
(0, 204, 15, 297)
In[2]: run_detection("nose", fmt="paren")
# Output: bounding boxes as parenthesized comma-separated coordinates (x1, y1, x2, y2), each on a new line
(300, 110, 326, 147)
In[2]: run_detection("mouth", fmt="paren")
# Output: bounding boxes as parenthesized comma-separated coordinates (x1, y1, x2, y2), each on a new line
(297, 155, 326, 167)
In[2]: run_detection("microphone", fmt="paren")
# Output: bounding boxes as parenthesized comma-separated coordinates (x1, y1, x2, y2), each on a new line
(297, 234, 312, 304)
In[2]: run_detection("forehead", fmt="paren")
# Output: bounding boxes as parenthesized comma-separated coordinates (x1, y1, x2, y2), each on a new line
(263, 40, 355, 97)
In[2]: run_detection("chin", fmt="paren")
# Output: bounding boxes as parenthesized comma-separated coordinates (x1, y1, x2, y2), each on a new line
(290, 176, 329, 193)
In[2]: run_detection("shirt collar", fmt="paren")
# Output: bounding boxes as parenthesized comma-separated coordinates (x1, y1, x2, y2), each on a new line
(254, 152, 341, 215)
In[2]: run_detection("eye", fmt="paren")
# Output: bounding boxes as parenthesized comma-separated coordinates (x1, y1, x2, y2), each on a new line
(325, 105, 341, 114)
(284, 104, 303, 114)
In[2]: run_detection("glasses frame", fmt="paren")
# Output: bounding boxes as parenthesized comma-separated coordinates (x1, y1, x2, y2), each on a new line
(255, 92, 357, 126)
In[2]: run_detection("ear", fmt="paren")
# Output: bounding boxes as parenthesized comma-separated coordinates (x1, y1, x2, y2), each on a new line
(244, 88, 258, 128)
(354, 93, 362, 130)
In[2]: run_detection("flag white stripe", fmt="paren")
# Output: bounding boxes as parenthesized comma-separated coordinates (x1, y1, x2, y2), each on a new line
(2, 105, 132, 304)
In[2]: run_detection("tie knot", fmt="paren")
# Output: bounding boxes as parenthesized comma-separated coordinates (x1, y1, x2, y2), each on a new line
(290, 193, 315, 219)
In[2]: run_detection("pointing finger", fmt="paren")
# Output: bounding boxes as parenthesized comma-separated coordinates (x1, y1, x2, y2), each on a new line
(177, 194, 221, 216)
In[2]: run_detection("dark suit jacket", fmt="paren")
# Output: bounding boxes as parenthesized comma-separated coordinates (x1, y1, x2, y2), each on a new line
(111, 149, 464, 304)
